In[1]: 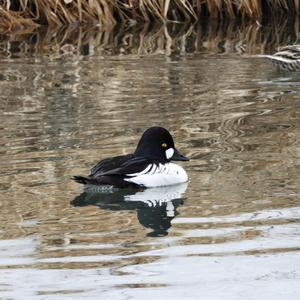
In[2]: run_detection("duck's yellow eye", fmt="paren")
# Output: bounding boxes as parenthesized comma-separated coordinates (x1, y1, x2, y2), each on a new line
(162, 143, 167, 148)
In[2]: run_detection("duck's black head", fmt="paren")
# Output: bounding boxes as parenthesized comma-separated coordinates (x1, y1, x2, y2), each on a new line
(134, 126, 189, 163)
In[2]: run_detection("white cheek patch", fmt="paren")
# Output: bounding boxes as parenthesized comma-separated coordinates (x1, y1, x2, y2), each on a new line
(165, 148, 174, 160)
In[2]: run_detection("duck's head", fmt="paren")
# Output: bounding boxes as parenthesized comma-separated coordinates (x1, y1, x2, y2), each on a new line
(134, 126, 189, 163)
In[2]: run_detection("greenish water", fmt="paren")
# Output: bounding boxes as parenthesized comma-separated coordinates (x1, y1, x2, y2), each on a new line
(0, 21, 300, 299)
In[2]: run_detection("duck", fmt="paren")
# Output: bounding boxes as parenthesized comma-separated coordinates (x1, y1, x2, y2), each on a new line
(259, 45, 300, 71)
(72, 126, 189, 188)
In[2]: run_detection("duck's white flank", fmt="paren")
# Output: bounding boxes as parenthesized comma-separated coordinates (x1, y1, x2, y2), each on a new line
(124, 163, 188, 188)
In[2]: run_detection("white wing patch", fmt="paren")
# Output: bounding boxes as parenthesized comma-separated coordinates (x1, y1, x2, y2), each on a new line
(125, 163, 188, 187)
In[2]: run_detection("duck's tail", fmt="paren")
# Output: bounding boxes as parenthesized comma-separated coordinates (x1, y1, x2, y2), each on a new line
(72, 175, 91, 185)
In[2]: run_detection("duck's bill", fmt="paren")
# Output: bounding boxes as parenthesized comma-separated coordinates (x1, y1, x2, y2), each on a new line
(172, 148, 189, 161)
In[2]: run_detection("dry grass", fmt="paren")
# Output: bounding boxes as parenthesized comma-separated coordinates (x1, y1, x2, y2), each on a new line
(0, 6, 37, 32)
(0, 0, 299, 32)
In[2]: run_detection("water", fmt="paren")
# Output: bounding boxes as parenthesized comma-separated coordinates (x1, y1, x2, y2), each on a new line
(1, 21, 300, 299)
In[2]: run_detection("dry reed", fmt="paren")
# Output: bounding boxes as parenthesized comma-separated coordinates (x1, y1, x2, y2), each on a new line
(0, 0, 299, 32)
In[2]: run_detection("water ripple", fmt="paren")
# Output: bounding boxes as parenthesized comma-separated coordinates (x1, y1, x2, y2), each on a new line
(1, 26, 300, 299)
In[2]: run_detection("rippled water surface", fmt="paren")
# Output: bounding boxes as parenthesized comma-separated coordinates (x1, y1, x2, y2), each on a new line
(1, 22, 300, 299)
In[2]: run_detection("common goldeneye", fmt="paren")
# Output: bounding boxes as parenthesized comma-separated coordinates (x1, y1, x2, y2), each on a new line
(72, 126, 189, 188)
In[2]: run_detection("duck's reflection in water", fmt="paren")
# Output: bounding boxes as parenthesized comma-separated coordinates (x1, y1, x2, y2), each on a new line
(71, 183, 188, 237)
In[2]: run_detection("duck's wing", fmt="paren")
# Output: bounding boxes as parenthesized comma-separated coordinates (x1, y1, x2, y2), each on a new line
(96, 156, 154, 177)
(90, 154, 135, 176)
(73, 156, 155, 187)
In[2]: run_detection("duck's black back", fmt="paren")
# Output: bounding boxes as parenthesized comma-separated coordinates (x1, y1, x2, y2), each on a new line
(90, 154, 134, 176)
(73, 153, 154, 188)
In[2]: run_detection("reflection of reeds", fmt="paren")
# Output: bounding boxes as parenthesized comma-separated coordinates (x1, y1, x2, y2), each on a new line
(0, 18, 299, 58)
(0, 0, 299, 31)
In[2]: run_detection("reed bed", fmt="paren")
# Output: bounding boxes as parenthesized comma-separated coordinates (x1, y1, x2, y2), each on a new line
(0, 18, 299, 58)
(0, 0, 300, 32)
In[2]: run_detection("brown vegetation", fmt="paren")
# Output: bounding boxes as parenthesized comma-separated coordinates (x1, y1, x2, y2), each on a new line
(0, 0, 299, 32)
